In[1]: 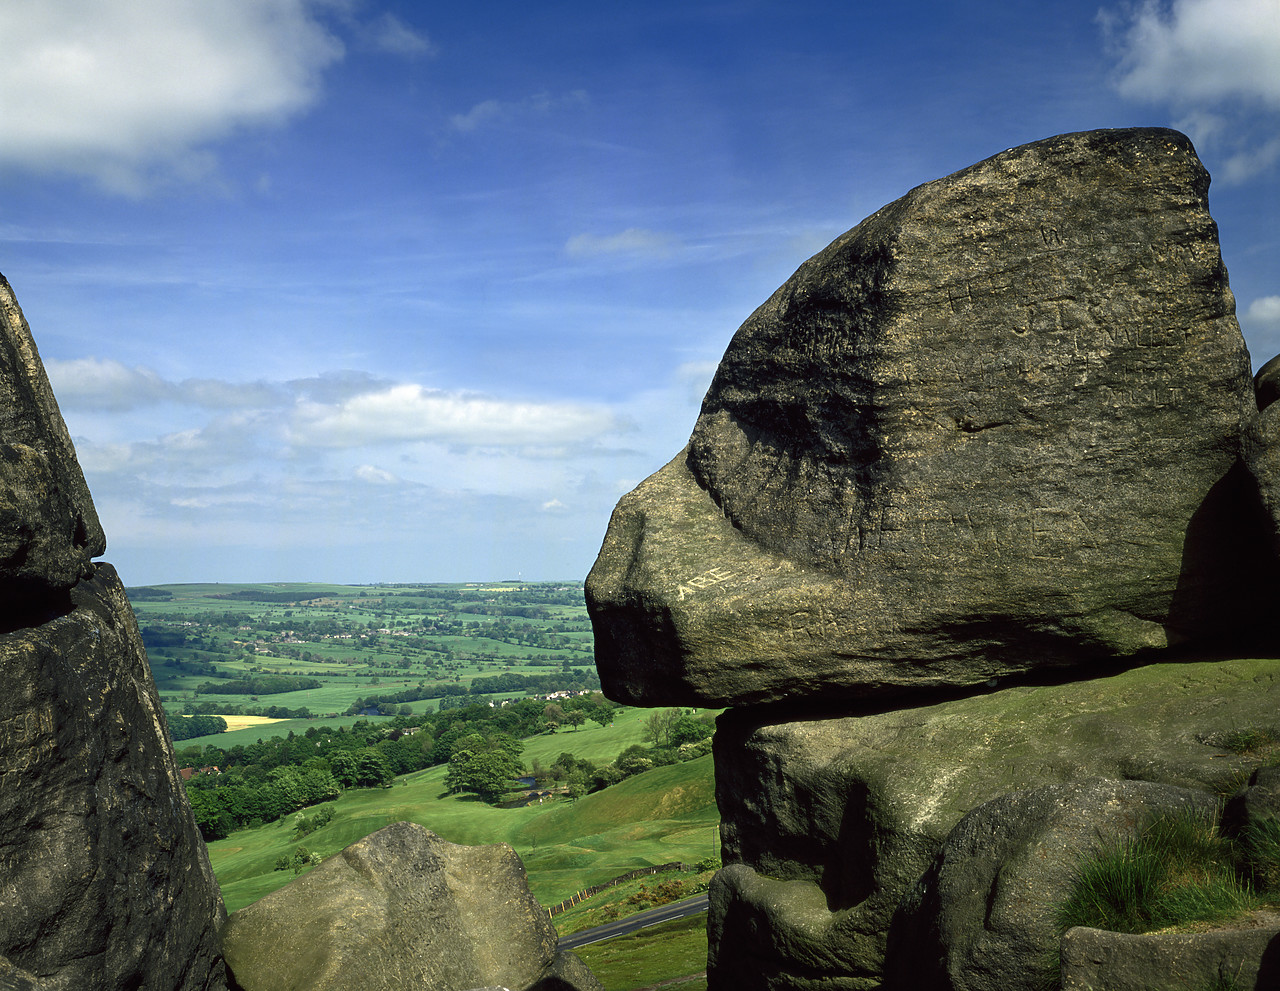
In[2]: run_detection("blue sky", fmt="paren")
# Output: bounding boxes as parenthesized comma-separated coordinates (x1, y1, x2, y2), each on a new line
(1, 0, 1278, 585)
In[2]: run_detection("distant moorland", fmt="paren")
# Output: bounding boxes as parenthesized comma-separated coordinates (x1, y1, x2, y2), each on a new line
(138, 582, 719, 990)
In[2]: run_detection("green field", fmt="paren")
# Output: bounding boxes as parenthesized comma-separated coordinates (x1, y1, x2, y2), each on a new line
(207, 747, 719, 913)
(574, 915, 709, 991)
(153, 581, 721, 986)
(132, 581, 598, 733)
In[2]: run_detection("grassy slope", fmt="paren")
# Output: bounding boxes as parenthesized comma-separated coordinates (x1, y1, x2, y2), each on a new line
(573, 915, 710, 991)
(207, 707, 720, 913)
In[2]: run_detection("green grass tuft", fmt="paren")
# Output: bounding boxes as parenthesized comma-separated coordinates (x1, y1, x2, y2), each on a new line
(1236, 816, 1280, 894)
(1217, 726, 1280, 757)
(1058, 810, 1265, 936)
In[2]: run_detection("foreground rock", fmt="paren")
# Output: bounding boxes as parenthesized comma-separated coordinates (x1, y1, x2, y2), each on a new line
(0, 274, 227, 988)
(1060, 921, 1280, 990)
(0, 273, 105, 608)
(886, 780, 1218, 991)
(221, 822, 601, 991)
(1245, 355, 1280, 559)
(708, 658, 1280, 990)
(588, 127, 1270, 709)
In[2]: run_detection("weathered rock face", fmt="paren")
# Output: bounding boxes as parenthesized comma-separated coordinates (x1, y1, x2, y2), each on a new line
(886, 779, 1218, 991)
(0, 275, 227, 990)
(1059, 921, 1280, 990)
(1245, 355, 1280, 558)
(0, 273, 104, 603)
(221, 822, 601, 991)
(707, 658, 1280, 991)
(588, 127, 1269, 709)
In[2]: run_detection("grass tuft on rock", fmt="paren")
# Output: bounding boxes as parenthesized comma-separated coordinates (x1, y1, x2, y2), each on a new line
(1058, 810, 1263, 935)
(1236, 816, 1280, 894)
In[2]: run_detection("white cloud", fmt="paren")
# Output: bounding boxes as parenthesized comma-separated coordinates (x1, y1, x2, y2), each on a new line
(565, 228, 676, 258)
(450, 90, 588, 133)
(1106, 0, 1280, 106)
(45, 357, 172, 409)
(52, 362, 621, 454)
(1246, 295, 1280, 326)
(354, 464, 397, 484)
(46, 357, 287, 410)
(1102, 0, 1280, 181)
(0, 0, 343, 191)
(290, 383, 617, 448)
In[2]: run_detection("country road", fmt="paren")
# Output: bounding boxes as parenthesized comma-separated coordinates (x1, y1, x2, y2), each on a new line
(557, 892, 710, 949)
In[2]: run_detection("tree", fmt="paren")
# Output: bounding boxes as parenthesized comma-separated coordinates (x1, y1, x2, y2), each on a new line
(354, 747, 395, 788)
(588, 701, 616, 729)
(643, 708, 683, 747)
(445, 735, 525, 803)
(565, 770, 588, 801)
(615, 744, 654, 777)
(564, 710, 587, 731)
(328, 750, 358, 788)
(668, 712, 713, 747)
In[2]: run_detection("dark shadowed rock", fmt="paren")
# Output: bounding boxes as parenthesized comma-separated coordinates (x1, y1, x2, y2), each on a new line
(1255, 352, 1280, 412)
(0, 274, 226, 990)
(885, 779, 1218, 991)
(706, 658, 1280, 991)
(1060, 922, 1280, 990)
(220, 822, 601, 991)
(588, 127, 1267, 708)
(0, 273, 104, 601)
(0, 565, 228, 990)
(1221, 766, 1280, 839)
(1244, 364, 1280, 558)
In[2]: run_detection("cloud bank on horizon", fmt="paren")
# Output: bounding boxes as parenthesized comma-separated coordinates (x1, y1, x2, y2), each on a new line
(2, 0, 1278, 585)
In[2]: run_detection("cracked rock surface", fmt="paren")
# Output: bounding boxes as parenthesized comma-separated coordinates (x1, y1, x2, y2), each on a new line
(587, 127, 1273, 709)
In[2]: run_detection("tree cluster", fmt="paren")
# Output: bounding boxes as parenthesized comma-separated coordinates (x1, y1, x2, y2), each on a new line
(194, 675, 322, 695)
(178, 694, 620, 838)
(532, 709, 715, 800)
(167, 713, 228, 741)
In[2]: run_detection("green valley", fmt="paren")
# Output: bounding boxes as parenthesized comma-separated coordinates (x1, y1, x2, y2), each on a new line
(140, 582, 720, 986)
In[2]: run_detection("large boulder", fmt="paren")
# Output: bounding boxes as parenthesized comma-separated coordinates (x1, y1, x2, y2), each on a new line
(587, 127, 1270, 708)
(707, 657, 1280, 990)
(220, 822, 601, 991)
(885, 779, 1219, 991)
(0, 565, 228, 989)
(0, 275, 227, 990)
(0, 273, 104, 600)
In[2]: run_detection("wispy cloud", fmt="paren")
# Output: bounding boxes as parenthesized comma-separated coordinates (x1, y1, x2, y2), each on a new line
(1246, 295, 1280, 327)
(47, 357, 288, 410)
(0, 0, 343, 192)
(450, 90, 588, 132)
(52, 361, 621, 457)
(565, 228, 677, 259)
(1101, 0, 1280, 182)
(357, 13, 435, 58)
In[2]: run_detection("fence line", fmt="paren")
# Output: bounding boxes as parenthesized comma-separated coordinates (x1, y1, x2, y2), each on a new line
(546, 861, 692, 917)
